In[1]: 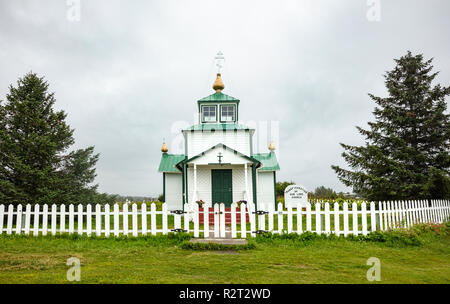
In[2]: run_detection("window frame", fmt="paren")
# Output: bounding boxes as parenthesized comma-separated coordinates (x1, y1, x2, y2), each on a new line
(219, 104, 236, 123)
(201, 105, 218, 123)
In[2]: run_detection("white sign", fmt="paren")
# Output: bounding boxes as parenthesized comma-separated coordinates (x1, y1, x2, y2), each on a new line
(284, 184, 309, 208)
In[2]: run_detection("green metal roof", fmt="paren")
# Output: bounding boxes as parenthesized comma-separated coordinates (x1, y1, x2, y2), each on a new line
(253, 152, 280, 171)
(198, 92, 240, 103)
(183, 123, 254, 131)
(158, 153, 185, 172)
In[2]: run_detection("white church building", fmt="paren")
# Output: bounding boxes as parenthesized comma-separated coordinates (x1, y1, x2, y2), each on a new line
(158, 73, 280, 210)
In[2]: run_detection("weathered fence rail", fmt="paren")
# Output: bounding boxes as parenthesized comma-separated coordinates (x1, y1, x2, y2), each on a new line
(0, 200, 448, 238)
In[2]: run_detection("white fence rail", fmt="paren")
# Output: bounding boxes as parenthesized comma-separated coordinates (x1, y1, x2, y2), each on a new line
(0, 200, 448, 238)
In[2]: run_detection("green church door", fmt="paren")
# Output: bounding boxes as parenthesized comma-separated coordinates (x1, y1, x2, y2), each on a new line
(211, 169, 233, 207)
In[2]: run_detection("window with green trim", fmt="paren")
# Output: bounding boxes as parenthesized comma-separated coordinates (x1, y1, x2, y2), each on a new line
(220, 105, 235, 122)
(202, 105, 217, 122)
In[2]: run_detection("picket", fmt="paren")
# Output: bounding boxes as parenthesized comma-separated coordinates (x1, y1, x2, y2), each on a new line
(194, 203, 199, 238)
(343, 202, 349, 237)
(105, 204, 110, 237)
(162, 203, 168, 235)
(86, 204, 92, 236)
(14, 204, 22, 235)
(60, 204, 66, 234)
(296, 203, 302, 234)
(77, 204, 83, 235)
(142, 203, 147, 236)
(334, 203, 340, 235)
(132, 203, 138, 237)
(306, 204, 312, 232)
(151, 203, 156, 236)
(25, 204, 31, 235)
(214, 204, 219, 238)
(352, 202, 358, 235)
(95, 204, 101, 236)
(383, 202, 388, 230)
(6, 204, 13, 235)
(287, 205, 293, 233)
(231, 202, 237, 238)
(386, 201, 392, 229)
(114, 204, 119, 237)
(370, 202, 376, 232)
(123, 204, 129, 236)
(68, 204, 74, 235)
(324, 203, 331, 234)
(241, 203, 247, 238)
(361, 202, 367, 236)
(277, 202, 283, 234)
(249, 203, 256, 237)
(183, 203, 189, 234)
(51, 204, 57, 236)
(0, 205, 4, 234)
(219, 203, 225, 238)
(315, 203, 321, 234)
(268, 203, 274, 232)
(204, 203, 210, 238)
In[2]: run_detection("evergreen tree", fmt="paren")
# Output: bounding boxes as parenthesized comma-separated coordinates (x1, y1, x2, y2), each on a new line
(0, 72, 100, 205)
(332, 51, 450, 201)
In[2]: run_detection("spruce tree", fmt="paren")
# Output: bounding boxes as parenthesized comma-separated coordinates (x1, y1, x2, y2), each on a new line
(0, 72, 100, 205)
(332, 51, 450, 201)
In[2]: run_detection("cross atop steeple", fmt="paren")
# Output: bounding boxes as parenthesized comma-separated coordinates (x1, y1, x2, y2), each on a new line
(214, 51, 225, 73)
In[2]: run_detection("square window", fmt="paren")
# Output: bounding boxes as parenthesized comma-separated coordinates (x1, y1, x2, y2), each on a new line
(202, 106, 216, 122)
(221, 105, 235, 122)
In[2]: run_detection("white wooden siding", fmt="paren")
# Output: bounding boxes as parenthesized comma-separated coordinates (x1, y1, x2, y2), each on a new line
(186, 130, 252, 158)
(164, 173, 182, 210)
(257, 171, 275, 206)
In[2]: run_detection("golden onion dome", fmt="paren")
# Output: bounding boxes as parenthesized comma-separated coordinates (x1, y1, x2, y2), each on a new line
(212, 73, 225, 92)
(161, 142, 168, 153)
(268, 141, 275, 152)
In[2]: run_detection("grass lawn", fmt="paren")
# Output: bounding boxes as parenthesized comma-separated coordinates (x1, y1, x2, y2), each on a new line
(0, 227, 449, 284)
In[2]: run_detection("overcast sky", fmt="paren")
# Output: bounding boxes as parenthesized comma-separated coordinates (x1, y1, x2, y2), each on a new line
(1, 0, 449, 197)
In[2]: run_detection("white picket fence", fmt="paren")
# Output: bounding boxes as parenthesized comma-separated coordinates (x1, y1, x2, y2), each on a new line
(0, 200, 448, 238)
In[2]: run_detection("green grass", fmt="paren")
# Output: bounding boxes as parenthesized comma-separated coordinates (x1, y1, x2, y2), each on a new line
(0, 224, 449, 284)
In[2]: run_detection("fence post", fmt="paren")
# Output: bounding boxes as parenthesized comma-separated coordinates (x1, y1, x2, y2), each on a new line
(105, 204, 110, 237)
(86, 204, 92, 236)
(162, 203, 168, 235)
(113, 204, 119, 237)
(183, 203, 189, 234)
(220, 203, 226, 238)
(231, 202, 237, 238)
(343, 202, 349, 236)
(370, 202, 376, 232)
(241, 203, 247, 238)
(15, 205, 23, 235)
(60, 204, 65, 234)
(24, 204, 31, 235)
(258, 202, 266, 232)
(68, 204, 74, 235)
(277, 202, 283, 234)
(51, 204, 57, 236)
(141, 203, 147, 236)
(361, 202, 367, 236)
(132, 203, 138, 237)
(151, 203, 156, 236)
(334, 202, 340, 235)
(95, 204, 101, 236)
(296, 203, 302, 234)
(352, 202, 358, 235)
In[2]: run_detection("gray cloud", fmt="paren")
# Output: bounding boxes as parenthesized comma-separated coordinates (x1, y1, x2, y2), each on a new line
(1, 0, 449, 196)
